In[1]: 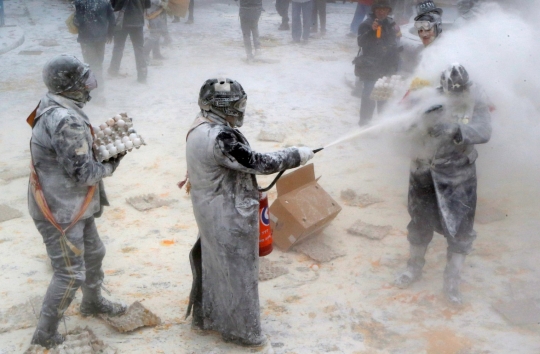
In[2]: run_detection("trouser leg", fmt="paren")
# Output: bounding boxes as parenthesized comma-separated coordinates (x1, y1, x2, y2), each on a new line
(319, 0, 326, 32)
(252, 11, 261, 50)
(161, 12, 171, 45)
(240, 15, 253, 58)
(81, 41, 105, 93)
(301, 1, 313, 41)
(128, 27, 147, 81)
(79, 219, 106, 302)
(188, 0, 194, 21)
(109, 28, 129, 74)
(350, 4, 369, 34)
(276, 0, 290, 24)
(291, 3, 301, 41)
(360, 80, 376, 125)
(311, 0, 318, 31)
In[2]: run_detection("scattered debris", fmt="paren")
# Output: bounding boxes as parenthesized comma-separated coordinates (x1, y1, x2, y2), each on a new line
(18, 50, 43, 55)
(340, 189, 383, 208)
(259, 258, 289, 282)
(24, 326, 116, 354)
(39, 39, 59, 47)
(0, 204, 23, 223)
(509, 281, 540, 301)
(493, 298, 540, 325)
(126, 194, 176, 211)
(0, 296, 42, 333)
(102, 301, 161, 332)
(475, 205, 507, 224)
(347, 220, 392, 240)
(293, 238, 345, 263)
(257, 127, 286, 143)
(0, 167, 29, 182)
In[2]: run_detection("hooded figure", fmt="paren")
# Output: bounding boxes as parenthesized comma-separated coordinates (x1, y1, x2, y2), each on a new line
(395, 64, 492, 305)
(28, 54, 126, 349)
(184, 78, 314, 346)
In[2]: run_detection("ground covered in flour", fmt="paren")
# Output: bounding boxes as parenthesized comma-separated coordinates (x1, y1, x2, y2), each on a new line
(1, 0, 540, 353)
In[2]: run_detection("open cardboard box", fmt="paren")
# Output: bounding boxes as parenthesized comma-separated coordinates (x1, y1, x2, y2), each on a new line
(269, 163, 342, 251)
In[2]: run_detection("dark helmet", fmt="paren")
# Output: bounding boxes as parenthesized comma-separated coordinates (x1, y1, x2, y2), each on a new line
(415, 0, 443, 17)
(440, 63, 471, 94)
(372, 0, 392, 12)
(42, 54, 93, 94)
(198, 78, 247, 126)
(457, 0, 479, 15)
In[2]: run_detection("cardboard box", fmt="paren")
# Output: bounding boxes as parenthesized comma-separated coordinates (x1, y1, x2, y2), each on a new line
(269, 164, 342, 251)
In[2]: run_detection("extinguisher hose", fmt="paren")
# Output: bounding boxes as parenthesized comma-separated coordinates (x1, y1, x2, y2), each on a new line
(258, 148, 324, 192)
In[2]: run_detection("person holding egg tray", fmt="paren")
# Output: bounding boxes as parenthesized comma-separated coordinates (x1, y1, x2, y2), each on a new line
(26, 54, 127, 349)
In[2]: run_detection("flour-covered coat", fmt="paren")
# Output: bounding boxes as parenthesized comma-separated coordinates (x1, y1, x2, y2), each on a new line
(185, 113, 301, 342)
(407, 85, 492, 253)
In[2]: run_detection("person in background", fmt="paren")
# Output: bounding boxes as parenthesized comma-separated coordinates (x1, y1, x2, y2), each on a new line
(172, 0, 194, 24)
(291, 0, 313, 43)
(349, 0, 372, 37)
(356, 0, 400, 125)
(73, 0, 115, 100)
(276, 0, 291, 30)
(236, 0, 263, 61)
(395, 64, 492, 306)
(144, 0, 168, 63)
(311, 0, 326, 35)
(108, 0, 151, 83)
(184, 78, 314, 347)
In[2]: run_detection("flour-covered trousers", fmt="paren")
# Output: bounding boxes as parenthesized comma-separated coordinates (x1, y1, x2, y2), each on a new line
(34, 217, 105, 319)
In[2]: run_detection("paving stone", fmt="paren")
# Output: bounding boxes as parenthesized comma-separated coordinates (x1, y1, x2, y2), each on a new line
(347, 220, 392, 240)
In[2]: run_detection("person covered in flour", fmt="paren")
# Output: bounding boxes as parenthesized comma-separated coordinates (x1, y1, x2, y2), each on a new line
(183, 78, 314, 347)
(28, 54, 126, 349)
(395, 63, 492, 305)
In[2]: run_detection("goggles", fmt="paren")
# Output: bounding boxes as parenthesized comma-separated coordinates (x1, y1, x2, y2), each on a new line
(233, 97, 247, 113)
(84, 70, 98, 91)
(414, 21, 435, 31)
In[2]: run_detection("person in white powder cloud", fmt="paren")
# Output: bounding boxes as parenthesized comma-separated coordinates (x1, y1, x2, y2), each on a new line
(394, 64, 492, 305)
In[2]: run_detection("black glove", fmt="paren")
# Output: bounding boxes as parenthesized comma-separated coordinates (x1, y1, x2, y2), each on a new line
(103, 153, 125, 174)
(428, 122, 460, 140)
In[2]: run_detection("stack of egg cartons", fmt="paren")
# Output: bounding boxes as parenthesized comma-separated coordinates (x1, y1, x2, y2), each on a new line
(92, 113, 145, 162)
(370, 75, 405, 101)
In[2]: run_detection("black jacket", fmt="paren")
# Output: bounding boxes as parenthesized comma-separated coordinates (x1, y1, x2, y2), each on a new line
(238, 0, 263, 8)
(74, 0, 116, 43)
(357, 13, 400, 80)
(111, 0, 151, 28)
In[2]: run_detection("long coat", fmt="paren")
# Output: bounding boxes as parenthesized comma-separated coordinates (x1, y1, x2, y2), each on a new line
(408, 85, 492, 238)
(185, 113, 301, 342)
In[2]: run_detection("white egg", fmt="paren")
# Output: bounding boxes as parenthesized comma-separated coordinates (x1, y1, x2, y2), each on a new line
(99, 123, 107, 130)
(116, 119, 126, 127)
(129, 133, 138, 141)
(311, 264, 319, 271)
(117, 143, 125, 152)
(96, 130, 104, 138)
(114, 114, 122, 121)
(106, 143, 114, 150)
(104, 128, 112, 136)
(122, 136, 130, 144)
(99, 145, 107, 152)
(125, 141, 134, 149)
(101, 150, 110, 159)
(108, 146, 117, 155)
(107, 118, 115, 126)
(133, 138, 141, 147)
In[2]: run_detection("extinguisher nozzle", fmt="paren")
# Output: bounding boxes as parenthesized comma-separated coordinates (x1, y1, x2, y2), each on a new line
(313, 148, 324, 154)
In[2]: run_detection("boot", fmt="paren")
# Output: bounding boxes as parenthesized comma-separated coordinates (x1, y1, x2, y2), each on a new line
(80, 286, 127, 317)
(30, 315, 65, 349)
(278, 22, 290, 31)
(222, 333, 267, 347)
(444, 251, 466, 305)
(137, 68, 147, 84)
(395, 244, 428, 289)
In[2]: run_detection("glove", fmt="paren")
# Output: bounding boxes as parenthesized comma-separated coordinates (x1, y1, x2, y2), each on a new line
(297, 147, 314, 166)
(428, 122, 460, 139)
(103, 153, 125, 176)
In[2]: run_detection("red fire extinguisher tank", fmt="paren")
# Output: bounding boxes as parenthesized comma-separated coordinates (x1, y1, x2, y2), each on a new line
(258, 191, 273, 257)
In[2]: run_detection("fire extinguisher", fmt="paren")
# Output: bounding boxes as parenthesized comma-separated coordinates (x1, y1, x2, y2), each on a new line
(258, 191, 273, 257)
(257, 148, 323, 257)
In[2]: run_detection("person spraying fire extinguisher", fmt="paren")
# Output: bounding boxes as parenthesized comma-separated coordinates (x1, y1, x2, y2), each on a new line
(180, 78, 314, 348)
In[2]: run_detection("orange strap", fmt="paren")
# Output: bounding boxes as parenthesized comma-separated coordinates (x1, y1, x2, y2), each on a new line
(28, 102, 97, 256)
